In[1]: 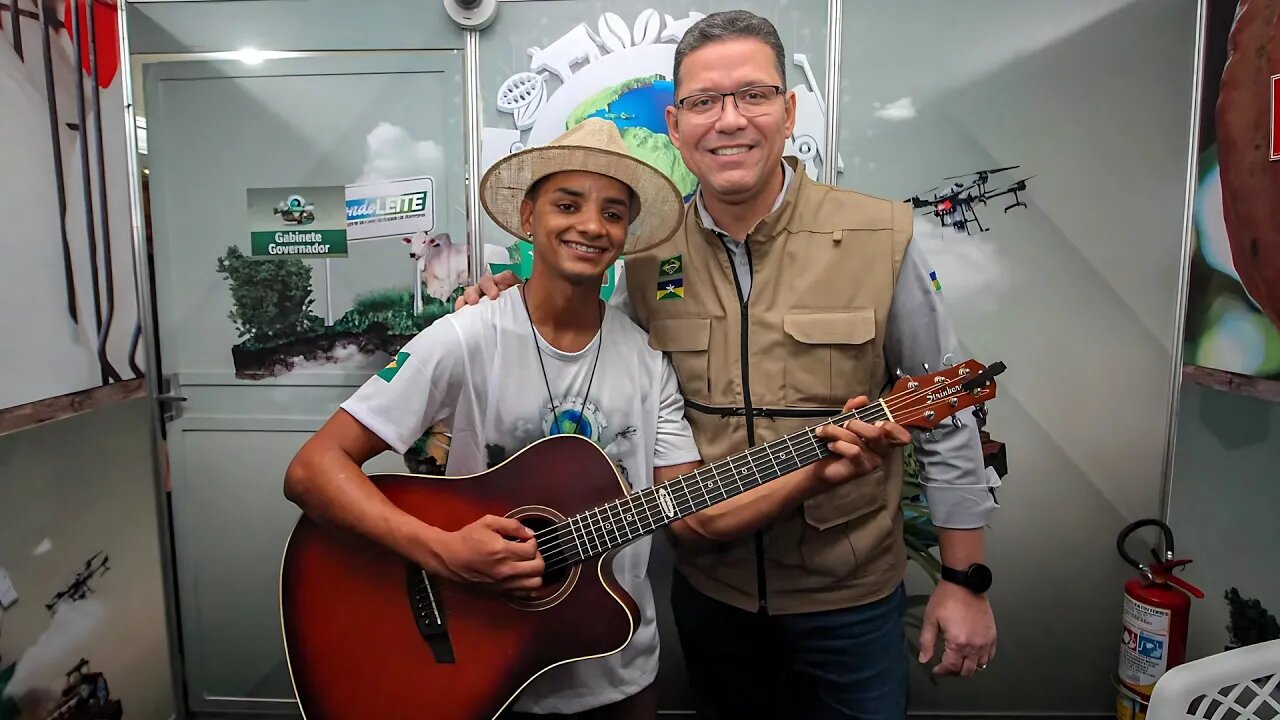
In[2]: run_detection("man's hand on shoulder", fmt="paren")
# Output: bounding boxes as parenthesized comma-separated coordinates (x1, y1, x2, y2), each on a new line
(455, 270, 521, 310)
(810, 396, 911, 489)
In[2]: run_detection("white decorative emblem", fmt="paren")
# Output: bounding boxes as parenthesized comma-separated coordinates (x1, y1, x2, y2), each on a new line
(656, 486, 677, 518)
(481, 9, 843, 256)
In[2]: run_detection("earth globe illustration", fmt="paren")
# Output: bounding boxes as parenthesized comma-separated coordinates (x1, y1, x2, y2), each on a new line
(488, 45, 703, 299)
(566, 74, 698, 203)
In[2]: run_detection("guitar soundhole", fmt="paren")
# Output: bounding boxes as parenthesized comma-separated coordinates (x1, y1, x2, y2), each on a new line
(521, 515, 571, 593)
(507, 508, 581, 608)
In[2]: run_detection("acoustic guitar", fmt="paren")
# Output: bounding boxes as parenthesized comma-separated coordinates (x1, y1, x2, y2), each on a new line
(279, 359, 1005, 719)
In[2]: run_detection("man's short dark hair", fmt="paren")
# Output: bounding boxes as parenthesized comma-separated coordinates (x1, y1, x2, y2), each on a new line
(672, 11, 787, 94)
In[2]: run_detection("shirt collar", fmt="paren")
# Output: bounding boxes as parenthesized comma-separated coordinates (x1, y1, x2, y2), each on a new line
(695, 159, 794, 241)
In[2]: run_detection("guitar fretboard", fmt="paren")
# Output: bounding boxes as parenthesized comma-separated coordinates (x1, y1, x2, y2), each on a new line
(537, 401, 892, 571)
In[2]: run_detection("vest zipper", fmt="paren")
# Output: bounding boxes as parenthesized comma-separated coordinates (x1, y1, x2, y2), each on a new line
(720, 237, 768, 615)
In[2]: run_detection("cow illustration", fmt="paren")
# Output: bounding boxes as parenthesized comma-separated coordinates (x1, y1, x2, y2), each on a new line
(403, 230, 468, 306)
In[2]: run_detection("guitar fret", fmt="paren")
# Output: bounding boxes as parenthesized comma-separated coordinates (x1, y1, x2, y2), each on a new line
(617, 496, 636, 543)
(573, 514, 593, 558)
(612, 500, 628, 544)
(602, 502, 617, 548)
(644, 489, 661, 532)
(568, 518, 585, 562)
(591, 506, 608, 550)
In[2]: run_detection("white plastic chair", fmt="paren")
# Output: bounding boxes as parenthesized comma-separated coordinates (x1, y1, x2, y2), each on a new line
(1146, 639, 1280, 720)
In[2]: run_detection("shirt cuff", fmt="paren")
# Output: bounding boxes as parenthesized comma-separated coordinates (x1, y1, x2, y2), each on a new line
(921, 467, 1001, 529)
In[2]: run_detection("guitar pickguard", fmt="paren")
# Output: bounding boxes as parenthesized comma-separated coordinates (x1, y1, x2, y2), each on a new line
(406, 565, 455, 664)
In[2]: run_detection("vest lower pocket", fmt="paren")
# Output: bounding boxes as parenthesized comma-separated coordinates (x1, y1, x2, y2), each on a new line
(797, 468, 891, 580)
(781, 309, 878, 407)
(647, 316, 712, 401)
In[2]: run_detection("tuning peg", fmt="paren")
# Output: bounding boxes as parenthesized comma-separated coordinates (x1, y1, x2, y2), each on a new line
(895, 367, 905, 378)
(951, 416, 963, 428)
(925, 431, 937, 442)
(921, 362, 930, 373)
(942, 354, 956, 367)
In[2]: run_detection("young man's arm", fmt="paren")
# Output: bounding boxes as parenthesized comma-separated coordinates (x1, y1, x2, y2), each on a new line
(649, 357, 908, 549)
(658, 397, 908, 550)
(283, 315, 544, 595)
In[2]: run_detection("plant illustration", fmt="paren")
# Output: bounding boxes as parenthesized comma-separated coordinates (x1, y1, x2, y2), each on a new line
(215, 246, 322, 348)
(1225, 587, 1280, 650)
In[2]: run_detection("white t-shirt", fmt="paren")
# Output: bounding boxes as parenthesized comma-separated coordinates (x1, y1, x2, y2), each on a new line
(340, 287, 701, 714)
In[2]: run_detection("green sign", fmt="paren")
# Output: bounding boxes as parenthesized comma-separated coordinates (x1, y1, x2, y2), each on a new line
(247, 185, 348, 258)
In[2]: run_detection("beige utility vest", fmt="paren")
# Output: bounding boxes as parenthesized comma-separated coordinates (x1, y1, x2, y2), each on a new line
(626, 161, 913, 615)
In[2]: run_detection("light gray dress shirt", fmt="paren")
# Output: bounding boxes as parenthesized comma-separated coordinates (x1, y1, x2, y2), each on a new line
(611, 163, 1000, 529)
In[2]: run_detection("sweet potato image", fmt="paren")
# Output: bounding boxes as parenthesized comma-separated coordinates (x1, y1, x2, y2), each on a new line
(1215, 0, 1280, 330)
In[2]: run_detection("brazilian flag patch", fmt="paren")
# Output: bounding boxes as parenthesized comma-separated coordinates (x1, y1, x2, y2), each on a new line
(657, 253, 684, 299)
(377, 351, 410, 382)
(657, 277, 685, 300)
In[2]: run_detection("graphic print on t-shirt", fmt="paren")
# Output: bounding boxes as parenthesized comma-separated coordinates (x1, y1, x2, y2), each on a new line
(544, 395, 605, 441)
(482, 395, 638, 490)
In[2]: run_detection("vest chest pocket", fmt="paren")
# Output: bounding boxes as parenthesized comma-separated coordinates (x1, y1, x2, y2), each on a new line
(782, 310, 878, 407)
(647, 317, 712, 401)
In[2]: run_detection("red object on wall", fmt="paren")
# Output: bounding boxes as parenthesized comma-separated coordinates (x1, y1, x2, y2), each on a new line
(62, 0, 120, 89)
(1216, 0, 1280, 333)
(1271, 73, 1279, 161)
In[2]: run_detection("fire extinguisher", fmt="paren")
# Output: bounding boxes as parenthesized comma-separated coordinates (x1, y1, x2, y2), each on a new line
(1115, 519, 1204, 706)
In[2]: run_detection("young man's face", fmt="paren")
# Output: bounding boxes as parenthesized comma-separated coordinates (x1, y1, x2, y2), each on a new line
(666, 37, 797, 206)
(519, 170, 632, 287)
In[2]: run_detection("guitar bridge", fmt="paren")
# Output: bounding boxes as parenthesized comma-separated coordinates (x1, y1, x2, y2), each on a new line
(406, 565, 455, 664)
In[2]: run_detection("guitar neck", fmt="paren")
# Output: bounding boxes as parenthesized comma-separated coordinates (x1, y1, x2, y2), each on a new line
(547, 400, 891, 569)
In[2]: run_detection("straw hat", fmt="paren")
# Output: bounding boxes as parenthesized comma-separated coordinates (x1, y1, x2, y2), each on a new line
(479, 118, 684, 255)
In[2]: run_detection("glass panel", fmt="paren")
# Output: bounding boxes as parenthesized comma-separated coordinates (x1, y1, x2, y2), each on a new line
(837, 1, 1200, 712)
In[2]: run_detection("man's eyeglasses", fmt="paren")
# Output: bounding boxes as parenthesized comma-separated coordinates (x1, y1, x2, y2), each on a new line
(675, 85, 785, 118)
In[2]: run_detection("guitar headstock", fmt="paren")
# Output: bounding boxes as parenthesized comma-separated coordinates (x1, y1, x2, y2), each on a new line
(885, 359, 1005, 430)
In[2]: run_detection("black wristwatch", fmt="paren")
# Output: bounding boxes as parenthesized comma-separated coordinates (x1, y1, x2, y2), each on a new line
(940, 563, 992, 594)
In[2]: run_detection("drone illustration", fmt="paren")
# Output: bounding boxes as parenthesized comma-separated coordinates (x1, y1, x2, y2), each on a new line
(906, 166, 1035, 235)
(46, 552, 111, 613)
(46, 658, 124, 720)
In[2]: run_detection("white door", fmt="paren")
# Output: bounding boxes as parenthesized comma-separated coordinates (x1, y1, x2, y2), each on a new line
(140, 51, 468, 715)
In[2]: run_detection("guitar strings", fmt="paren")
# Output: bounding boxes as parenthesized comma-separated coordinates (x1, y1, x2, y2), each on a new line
(530, 372, 985, 567)
(529, 369, 973, 557)
(530, 372, 974, 564)
(536, 402, 950, 572)
(531, 372, 979, 564)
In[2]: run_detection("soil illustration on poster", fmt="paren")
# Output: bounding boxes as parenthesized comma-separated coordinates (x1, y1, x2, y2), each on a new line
(1182, 0, 1280, 382)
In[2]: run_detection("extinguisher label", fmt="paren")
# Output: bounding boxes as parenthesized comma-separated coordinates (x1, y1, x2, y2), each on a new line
(1119, 595, 1171, 690)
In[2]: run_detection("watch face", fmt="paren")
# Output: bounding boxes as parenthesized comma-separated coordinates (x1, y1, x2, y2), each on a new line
(968, 563, 993, 593)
